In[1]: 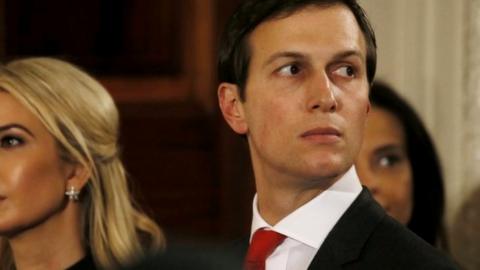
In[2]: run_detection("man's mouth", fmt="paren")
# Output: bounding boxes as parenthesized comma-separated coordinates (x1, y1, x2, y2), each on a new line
(300, 127, 342, 143)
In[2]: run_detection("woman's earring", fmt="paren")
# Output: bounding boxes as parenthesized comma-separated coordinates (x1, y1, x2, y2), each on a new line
(65, 186, 80, 201)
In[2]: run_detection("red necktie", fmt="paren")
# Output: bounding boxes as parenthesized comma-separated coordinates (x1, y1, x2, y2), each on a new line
(244, 229, 286, 270)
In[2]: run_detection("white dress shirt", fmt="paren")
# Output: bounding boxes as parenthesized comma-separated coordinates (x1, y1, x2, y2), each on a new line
(249, 166, 363, 270)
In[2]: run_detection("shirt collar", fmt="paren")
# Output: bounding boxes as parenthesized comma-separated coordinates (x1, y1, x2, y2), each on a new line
(250, 166, 362, 248)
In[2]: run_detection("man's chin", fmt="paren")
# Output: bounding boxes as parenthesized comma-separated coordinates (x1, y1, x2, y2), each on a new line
(300, 162, 352, 183)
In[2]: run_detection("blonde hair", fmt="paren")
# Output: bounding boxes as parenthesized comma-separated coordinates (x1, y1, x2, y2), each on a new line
(0, 57, 164, 269)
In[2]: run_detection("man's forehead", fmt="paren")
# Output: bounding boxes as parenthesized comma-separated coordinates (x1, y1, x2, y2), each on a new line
(247, 4, 366, 62)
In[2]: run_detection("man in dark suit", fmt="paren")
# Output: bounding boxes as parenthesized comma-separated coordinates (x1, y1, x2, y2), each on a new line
(217, 0, 458, 269)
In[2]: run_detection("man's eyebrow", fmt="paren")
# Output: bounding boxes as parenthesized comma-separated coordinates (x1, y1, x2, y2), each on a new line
(330, 50, 365, 62)
(263, 51, 308, 67)
(0, 123, 35, 137)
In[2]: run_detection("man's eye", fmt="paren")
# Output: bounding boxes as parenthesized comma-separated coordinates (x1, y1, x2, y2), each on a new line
(278, 64, 301, 76)
(333, 66, 355, 78)
(0, 136, 24, 148)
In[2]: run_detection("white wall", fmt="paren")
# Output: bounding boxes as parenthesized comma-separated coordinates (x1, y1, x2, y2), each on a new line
(358, 0, 467, 229)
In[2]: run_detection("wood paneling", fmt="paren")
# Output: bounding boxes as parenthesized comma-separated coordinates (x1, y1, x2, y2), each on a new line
(5, 0, 183, 75)
(118, 102, 219, 239)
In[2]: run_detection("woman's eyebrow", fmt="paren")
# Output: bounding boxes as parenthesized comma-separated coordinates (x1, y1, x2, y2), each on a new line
(0, 123, 35, 137)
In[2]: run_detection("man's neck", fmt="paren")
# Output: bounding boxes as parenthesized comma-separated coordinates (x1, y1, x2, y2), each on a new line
(254, 169, 342, 226)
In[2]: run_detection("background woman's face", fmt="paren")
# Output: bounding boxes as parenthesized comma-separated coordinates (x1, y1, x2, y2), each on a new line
(355, 106, 413, 224)
(0, 91, 71, 236)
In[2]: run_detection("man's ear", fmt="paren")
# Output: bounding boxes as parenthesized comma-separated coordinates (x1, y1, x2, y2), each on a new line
(218, 82, 248, 134)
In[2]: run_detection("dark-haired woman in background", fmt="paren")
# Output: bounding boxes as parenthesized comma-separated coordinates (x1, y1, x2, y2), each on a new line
(355, 81, 447, 248)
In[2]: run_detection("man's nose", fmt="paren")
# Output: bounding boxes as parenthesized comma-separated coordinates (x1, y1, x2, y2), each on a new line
(306, 72, 338, 112)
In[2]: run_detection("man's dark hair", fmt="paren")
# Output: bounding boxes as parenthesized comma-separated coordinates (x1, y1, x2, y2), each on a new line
(369, 81, 445, 246)
(218, 0, 377, 99)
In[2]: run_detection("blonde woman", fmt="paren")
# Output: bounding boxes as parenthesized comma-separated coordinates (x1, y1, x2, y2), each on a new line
(0, 57, 164, 269)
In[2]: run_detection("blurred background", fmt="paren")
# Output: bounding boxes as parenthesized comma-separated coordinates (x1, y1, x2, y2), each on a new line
(0, 0, 251, 242)
(0, 0, 478, 268)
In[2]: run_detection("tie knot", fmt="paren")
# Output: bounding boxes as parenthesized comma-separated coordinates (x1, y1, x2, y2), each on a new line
(245, 229, 286, 270)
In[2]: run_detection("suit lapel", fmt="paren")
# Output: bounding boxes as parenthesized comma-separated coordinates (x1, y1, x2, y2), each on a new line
(308, 188, 386, 269)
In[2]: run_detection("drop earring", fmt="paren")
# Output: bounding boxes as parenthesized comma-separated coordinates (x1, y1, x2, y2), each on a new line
(65, 186, 80, 201)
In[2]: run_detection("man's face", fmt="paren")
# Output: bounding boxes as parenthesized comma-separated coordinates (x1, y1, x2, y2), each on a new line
(221, 4, 370, 185)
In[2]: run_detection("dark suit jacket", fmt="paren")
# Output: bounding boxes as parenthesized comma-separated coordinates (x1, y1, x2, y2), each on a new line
(227, 188, 458, 270)
(124, 244, 244, 270)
